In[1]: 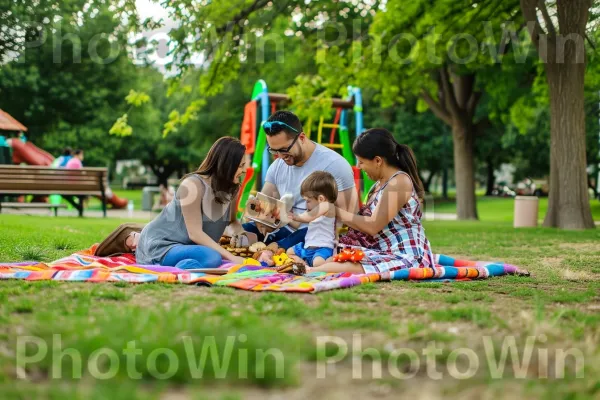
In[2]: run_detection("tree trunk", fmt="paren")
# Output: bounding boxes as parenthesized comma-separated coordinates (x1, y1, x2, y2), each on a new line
(485, 157, 495, 196)
(452, 122, 478, 219)
(424, 170, 437, 193)
(442, 166, 449, 200)
(520, 0, 594, 229)
(543, 61, 595, 229)
(421, 68, 482, 218)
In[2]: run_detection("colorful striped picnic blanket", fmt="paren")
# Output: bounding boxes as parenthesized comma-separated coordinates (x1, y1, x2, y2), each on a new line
(0, 246, 523, 293)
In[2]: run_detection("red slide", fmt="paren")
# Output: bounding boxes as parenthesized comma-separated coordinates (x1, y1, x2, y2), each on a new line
(8, 138, 129, 209)
(107, 195, 128, 209)
(10, 139, 54, 166)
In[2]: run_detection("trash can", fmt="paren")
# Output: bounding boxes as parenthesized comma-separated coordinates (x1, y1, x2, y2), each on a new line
(142, 186, 160, 211)
(514, 196, 539, 228)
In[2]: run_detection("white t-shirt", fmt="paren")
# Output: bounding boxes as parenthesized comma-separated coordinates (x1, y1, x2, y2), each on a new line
(305, 215, 337, 249)
(265, 143, 355, 215)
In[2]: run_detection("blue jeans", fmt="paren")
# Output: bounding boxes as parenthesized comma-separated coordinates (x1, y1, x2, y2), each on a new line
(162, 245, 222, 269)
(242, 222, 307, 249)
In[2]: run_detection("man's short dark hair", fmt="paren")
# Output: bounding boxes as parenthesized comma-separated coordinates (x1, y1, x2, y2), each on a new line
(265, 111, 303, 138)
(301, 171, 338, 203)
(73, 149, 83, 156)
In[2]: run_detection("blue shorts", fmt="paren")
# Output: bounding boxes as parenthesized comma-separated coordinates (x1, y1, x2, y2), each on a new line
(292, 243, 334, 267)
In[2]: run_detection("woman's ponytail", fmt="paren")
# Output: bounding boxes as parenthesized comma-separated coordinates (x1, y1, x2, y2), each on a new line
(395, 143, 402, 162)
(353, 129, 425, 200)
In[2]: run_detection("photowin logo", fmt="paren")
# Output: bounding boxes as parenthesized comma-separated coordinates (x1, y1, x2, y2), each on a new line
(16, 334, 286, 381)
(315, 334, 585, 380)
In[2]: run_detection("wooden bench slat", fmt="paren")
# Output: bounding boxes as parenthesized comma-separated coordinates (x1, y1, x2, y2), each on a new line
(0, 190, 101, 195)
(0, 177, 102, 184)
(0, 188, 101, 193)
(0, 166, 104, 172)
(0, 165, 107, 172)
(0, 171, 104, 178)
(0, 202, 67, 208)
(0, 172, 104, 177)
(0, 182, 100, 190)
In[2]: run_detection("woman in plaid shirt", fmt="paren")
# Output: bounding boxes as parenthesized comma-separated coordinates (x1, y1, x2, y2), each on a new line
(311, 128, 435, 274)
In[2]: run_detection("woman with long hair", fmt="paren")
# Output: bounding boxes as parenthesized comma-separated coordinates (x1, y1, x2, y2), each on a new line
(311, 128, 435, 274)
(135, 137, 248, 268)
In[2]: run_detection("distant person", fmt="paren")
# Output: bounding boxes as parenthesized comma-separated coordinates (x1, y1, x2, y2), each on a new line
(152, 183, 175, 211)
(55, 147, 72, 167)
(65, 149, 84, 169)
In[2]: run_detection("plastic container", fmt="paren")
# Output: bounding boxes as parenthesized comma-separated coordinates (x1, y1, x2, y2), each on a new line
(514, 196, 539, 228)
(142, 186, 160, 211)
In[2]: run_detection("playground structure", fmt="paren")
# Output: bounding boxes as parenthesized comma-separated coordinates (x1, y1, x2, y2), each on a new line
(237, 80, 372, 216)
(0, 109, 128, 209)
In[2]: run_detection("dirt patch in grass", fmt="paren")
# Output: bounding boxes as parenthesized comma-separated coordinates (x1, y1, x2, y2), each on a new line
(558, 242, 600, 252)
(586, 302, 600, 311)
(540, 257, 564, 268)
(561, 269, 600, 282)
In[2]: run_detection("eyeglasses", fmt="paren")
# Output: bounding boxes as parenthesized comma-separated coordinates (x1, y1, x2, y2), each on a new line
(267, 132, 301, 155)
(264, 121, 302, 155)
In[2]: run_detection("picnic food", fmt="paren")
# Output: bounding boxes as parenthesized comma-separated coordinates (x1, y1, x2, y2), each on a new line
(276, 261, 306, 275)
(224, 246, 251, 257)
(249, 242, 267, 253)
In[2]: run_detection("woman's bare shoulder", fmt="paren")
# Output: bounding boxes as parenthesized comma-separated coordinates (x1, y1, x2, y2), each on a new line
(387, 172, 413, 191)
(179, 175, 205, 201)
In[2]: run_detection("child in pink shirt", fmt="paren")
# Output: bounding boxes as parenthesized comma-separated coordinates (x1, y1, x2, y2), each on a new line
(66, 149, 84, 169)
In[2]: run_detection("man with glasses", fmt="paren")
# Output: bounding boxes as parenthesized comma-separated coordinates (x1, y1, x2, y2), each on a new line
(243, 110, 358, 249)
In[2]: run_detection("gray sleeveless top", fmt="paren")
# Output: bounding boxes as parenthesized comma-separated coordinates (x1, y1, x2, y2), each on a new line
(135, 175, 231, 265)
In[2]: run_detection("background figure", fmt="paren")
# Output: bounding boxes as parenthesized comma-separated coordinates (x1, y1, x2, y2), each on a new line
(66, 149, 84, 169)
(153, 183, 175, 211)
(54, 147, 72, 168)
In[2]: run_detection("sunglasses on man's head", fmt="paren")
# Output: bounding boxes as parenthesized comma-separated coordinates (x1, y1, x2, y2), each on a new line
(263, 120, 299, 135)
(264, 121, 302, 155)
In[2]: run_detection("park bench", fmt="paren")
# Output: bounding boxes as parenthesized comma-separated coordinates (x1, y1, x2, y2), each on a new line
(0, 165, 108, 217)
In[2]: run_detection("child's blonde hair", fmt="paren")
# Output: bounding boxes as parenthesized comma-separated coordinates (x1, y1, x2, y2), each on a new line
(300, 171, 338, 203)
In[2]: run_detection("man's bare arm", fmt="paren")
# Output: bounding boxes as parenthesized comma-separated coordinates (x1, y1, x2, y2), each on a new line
(260, 182, 280, 199)
(335, 187, 359, 213)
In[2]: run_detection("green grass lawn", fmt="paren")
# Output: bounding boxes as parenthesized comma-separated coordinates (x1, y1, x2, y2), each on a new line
(0, 215, 599, 399)
(85, 188, 144, 211)
(432, 196, 600, 222)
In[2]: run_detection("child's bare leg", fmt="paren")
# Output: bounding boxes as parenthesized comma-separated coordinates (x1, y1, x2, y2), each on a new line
(312, 256, 326, 267)
(286, 247, 296, 256)
(310, 261, 365, 274)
